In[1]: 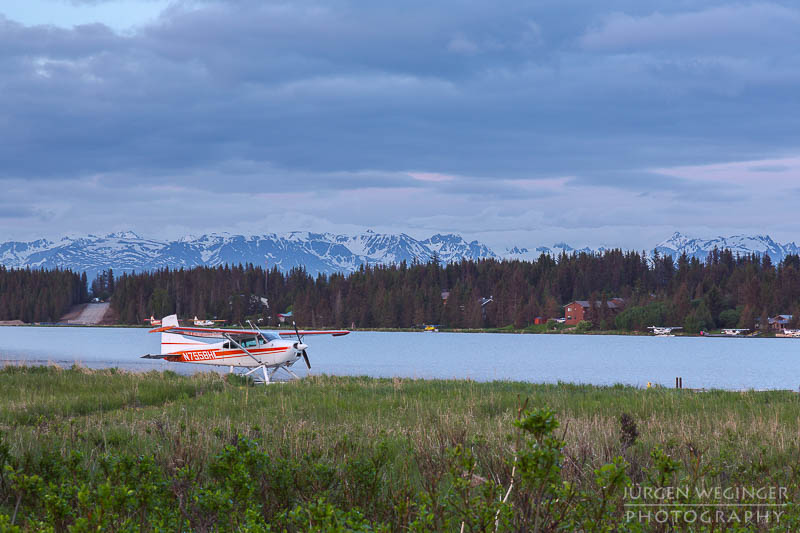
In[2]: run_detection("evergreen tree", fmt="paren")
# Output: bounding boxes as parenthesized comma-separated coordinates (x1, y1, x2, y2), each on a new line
(63, 247, 800, 331)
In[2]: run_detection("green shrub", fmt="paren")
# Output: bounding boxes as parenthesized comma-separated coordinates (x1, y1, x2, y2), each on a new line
(3, 370, 800, 531)
(719, 308, 741, 328)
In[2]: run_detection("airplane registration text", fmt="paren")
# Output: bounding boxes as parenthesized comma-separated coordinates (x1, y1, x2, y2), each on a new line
(183, 350, 217, 361)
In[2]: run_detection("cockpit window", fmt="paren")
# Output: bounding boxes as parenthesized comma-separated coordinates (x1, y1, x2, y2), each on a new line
(240, 337, 259, 348)
(260, 332, 280, 342)
(226, 333, 280, 348)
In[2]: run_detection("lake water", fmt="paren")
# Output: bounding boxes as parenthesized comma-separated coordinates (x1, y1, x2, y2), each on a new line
(1, 327, 799, 390)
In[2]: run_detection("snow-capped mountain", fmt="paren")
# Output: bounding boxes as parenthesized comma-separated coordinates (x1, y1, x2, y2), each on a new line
(502, 243, 607, 260)
(422, 233, 494, 263)
(655, 232, 800, 262)
(3, 230, 799, 279)
(0, 230, 497, 279)
(503, 232, 800, 263)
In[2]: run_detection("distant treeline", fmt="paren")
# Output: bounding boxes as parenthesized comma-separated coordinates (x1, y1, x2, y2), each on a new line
(0, 267, 87, 323)
(109, 248, 800, 332)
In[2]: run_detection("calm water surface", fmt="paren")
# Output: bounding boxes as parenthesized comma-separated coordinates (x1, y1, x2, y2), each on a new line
(1, 327, 799, 390)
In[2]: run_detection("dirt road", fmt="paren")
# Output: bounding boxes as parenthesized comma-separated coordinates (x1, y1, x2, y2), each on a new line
(61, 303, 110, 325)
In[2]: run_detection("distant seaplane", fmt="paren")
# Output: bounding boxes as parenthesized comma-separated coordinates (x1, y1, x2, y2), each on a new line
(721, 328, 750, 336)
(143, 315, 349, 383)
(144, 315, 161, 326)
(701, 328, 752, 337)
(648, 326, 682, 336)
(193, 316, 226, 327)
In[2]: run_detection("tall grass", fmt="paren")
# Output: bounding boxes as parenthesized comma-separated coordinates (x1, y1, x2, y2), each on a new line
(2, 368, 799, 474)
(1, 366, 799, 530)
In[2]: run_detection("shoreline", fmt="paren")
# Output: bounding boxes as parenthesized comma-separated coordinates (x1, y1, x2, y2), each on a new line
(0, 362, 796, 392)
(0, 322, 786, 339)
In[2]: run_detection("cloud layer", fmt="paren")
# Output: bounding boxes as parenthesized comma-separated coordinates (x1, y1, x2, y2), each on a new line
(1, 1, 799, 249)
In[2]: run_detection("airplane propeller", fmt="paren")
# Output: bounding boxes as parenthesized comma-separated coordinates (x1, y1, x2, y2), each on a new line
(293, 321, 311, 369)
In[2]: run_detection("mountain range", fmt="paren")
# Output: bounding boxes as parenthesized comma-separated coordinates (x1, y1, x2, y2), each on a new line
(1, 230, 798, 280)
(0, 230, 494, 280)
(653, 232, 800, 262)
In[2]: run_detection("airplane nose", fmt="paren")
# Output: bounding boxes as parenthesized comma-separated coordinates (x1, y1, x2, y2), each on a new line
(293, 342, 308, 351)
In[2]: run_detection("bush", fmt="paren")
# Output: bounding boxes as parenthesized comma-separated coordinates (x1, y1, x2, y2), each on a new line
(615, 302, 670, 331)
(2, 397, 799, 531)
(718, 308, 741, 328)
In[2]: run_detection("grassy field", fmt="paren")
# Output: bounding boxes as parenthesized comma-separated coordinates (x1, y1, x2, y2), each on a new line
(1, 366, 799, 531)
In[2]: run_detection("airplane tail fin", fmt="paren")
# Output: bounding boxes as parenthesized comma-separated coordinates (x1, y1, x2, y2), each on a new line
(160, 314, 194, 355)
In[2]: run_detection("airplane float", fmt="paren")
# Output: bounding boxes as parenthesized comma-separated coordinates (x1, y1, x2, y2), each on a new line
(648, 326, 682, 336)
(143, 315, 349, 383)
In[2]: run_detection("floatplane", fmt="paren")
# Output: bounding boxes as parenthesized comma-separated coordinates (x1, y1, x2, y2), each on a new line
(145, 315, 226, 327)
(648, 326, 682, 337)
(701, 328, 751, 337)
(721, 328, 750, 336)
(143, 315, 349, 383)
(193, 316, 226, 327)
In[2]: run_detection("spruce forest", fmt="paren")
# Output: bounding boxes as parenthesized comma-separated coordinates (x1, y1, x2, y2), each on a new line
(3, 248, 800, 331)
(106, 248, 800, 332)
(0, 267, 87, 323)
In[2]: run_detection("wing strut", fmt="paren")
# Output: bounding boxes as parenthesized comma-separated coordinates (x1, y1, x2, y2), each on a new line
(224, 333, 272, 383)
(223, 333, 262, 366)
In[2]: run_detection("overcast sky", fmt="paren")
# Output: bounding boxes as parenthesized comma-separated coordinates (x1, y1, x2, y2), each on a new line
(2, 0, 799, 251)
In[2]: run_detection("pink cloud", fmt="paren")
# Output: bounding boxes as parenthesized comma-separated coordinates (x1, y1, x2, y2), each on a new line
(653, 156, 800, 186)
(408, 172, 456, 183)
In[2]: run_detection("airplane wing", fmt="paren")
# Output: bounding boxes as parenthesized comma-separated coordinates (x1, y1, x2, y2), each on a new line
(278, 330, 350, 337)
(149, 325, 258, 338)
(149, 325, 350, 338)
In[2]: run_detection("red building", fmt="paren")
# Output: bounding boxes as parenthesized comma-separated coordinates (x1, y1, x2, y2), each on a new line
(564, 298, 625, 325)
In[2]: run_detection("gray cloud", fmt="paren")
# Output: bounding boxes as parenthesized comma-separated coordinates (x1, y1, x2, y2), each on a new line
(749, 165, 791, 173)
(580, 4, 800, 53)
(0, 1, 799, 247)
(0, 204, 40, 219)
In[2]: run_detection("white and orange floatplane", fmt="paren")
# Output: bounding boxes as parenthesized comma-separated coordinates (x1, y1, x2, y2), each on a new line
(143, 315, 349, 383)
(193, 316, 227, 327)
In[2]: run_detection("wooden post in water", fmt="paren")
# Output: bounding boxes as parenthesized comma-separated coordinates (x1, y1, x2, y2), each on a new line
(679, 377, 683, 389)
(675, 377, 679, 389)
